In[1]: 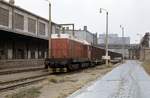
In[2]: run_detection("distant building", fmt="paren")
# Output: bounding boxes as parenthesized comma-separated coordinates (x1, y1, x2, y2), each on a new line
(98, 34, 130, 45)
(139, 32, 150, 61)
(128, 44, 139, 60)
(56, 26, 97, 45)
(97, 34, 130, 58)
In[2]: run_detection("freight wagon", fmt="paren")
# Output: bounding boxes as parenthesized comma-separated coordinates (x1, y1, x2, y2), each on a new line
(45, 34, 122, 72)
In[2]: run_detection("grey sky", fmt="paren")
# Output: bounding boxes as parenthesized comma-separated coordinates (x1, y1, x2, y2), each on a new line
(5, 0, 150, 43)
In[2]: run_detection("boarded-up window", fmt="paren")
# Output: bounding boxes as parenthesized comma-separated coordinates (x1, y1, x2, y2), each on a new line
(39, 22, 46, 35)
(14, 13, 24, 30)
(28, 18, 36, 33)
(0, 7, 9, 26)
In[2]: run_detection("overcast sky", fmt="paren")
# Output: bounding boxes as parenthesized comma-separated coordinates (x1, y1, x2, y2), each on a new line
(5, 0, 150, 43)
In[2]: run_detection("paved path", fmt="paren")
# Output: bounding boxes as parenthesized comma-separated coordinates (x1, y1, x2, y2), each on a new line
(68, 60, 150, 98)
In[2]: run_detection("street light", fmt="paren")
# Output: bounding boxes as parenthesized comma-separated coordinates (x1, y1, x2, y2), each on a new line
(120, 25, 124, 63)
(99, 8, 109, 66)
(45, 0, 52, 58)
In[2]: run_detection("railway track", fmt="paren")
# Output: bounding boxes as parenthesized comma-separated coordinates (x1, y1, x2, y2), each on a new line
(0, 65, 100, 92)
(0, 65, 52, 92)
(0, 73, 51, 92)
(0, 67, 45, 75)
(0, 63, 115, 93)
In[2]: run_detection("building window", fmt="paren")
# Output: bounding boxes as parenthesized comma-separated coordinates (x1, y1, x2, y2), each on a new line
(28, 18, 36, 33)
(56, 27, 60, 34)
(39, 22, 46, 35)
(0, 7, 9, 27)
(14, 13, 24, 30)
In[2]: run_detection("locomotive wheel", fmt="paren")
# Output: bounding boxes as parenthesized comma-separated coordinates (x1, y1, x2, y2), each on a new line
(52, 68, 56, 73)
(90, 62, 95, 67)
(60, 68, 64, 72)
(81, 63, 89, 68)
(67, 64, 79, 71)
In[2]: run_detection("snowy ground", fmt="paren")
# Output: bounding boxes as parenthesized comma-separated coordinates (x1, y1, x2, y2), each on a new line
(68, 60, 150, 98)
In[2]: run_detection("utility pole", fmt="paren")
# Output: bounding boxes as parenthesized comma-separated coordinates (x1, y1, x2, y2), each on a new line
(45, 0, 52, 58)
(120, 25, 124, 63)
(49, 2, 52, 58)
(106, 12, 109, 66)
(100, 8, 109, 66)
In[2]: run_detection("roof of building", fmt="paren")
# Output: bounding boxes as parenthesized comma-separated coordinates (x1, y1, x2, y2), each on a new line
(0, 0, 60, 26)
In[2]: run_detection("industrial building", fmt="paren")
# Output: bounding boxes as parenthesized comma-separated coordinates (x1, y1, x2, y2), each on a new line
(0, 0, 63, 69)
(97, 34, 130, 58)
(59, 26, 97, 45)
(128, 44, 139, 60)
(0, 1, 62, 60)
(98, 34, 130, 45)
(138, 32, 150, 61)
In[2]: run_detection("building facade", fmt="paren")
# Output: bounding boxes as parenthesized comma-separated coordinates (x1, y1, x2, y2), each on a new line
(97, 34, 130, 58)
(58, 26, 97, 45)
(139, 32, 150, 61)
(98, 34, 130, 45)
(0, 1, 61, 60)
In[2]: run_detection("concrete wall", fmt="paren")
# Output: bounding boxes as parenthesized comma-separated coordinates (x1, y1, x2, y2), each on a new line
(98, 34, 130, 45)
(0, 1, 61, 40)
(139, 48, 150, 61)
(0, 30, 48, 60)
(109, 49, 129, 59)
(0, 2, 48, 38)
(0, 59, 45, 70)
(61, 30, 97, 45)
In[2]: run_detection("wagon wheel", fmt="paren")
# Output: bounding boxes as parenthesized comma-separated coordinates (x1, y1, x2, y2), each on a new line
(52, 68, 56, 73)
(67, 64, 79, 71)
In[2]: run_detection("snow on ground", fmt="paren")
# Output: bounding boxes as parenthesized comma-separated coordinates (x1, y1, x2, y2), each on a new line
(68, 60, 150, 98)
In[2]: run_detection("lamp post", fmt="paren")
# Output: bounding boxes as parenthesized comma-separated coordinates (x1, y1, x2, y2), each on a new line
(100, 8, 109, 66)
(120, 25, 124, 63)
(45, 0, 52, 58)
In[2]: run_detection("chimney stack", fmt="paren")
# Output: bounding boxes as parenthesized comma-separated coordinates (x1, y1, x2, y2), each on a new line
(9, 0, 15, 5)
(83, 26, 87, 31)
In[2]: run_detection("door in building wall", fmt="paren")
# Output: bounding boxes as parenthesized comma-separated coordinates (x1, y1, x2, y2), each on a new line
(0, 49, 5, 59)
(17, 49, 24, 59)
(31, 51, 35, 59)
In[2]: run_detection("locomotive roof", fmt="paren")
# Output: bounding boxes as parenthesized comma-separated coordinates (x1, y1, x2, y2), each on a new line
(51, 34, 90, 45)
